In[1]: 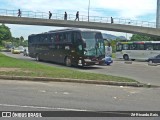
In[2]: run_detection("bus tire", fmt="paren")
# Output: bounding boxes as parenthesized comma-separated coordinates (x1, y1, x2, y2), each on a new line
(65, 57, 72, 67)
(123, 54, 129, 61)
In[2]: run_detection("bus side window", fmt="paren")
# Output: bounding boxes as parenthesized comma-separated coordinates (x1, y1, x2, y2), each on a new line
(40, 35, 46, 43)
(48, 34, 51, 43)
(67, 33, 71, 42)
(44, 35, 48, 43)
(138, 44, 144, 50)
(145, 44, 153, 50)
(73, 32, 81, 44)
(50, 34, 55, 43)
(35, 35, 39, 44)
(63, 33, 67, 42)
(39, 35, 43, 43)
(153, 44, 158, 50)
(130, 44, 137, 50)
(59, 33, 63, 42)
(116, 44, 122, 51)
(123, 44, 129, 50)
(55, 34, 59, 42)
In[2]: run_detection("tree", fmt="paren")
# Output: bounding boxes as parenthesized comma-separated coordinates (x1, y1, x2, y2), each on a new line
(149, 36, 160, 41)
(20, 36, 24, 45)
(0, 24, 12, 45)
(11, 36, 28, 47)
(23, 40, 28, 47)
(130, 34, 160, 41)
(130, 34, 151, 41)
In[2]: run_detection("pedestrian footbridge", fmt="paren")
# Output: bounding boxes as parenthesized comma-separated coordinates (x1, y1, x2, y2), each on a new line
(0, 9, 160, 36)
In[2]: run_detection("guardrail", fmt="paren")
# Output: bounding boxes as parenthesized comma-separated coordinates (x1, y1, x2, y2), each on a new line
(0, 9, 157, 28)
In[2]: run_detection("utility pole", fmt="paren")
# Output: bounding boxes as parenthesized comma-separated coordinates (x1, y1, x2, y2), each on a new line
(88, 0, 90, 22)
(126, 33, 128, 41)
(156, 0, 160, 28)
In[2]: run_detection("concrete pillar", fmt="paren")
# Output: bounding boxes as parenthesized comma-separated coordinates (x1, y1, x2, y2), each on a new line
(156, 0, 160, 28)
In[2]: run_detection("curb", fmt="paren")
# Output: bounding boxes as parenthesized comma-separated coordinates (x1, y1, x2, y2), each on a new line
(148, 63, 158, 66)
(0, 75, 144, 87)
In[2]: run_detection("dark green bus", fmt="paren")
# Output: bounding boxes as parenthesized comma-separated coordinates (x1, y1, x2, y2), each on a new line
(28, 29, 105, 67)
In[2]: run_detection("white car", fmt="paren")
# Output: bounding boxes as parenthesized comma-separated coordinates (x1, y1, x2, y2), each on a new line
(11, 48, 20, 54)
(18, 46, 24, 53)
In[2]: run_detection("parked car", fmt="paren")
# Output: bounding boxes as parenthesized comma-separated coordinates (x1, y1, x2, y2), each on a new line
(104, 56, 113, 65)
(11, 48, 20, 54)
(147, 54, 160, 64)
(18, 46, 24, 53)
(23, 47, 29, 56)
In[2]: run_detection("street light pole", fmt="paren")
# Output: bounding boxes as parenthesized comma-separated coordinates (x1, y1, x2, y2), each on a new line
(126, 33, 128, 41)
(88, 0, 90, 22)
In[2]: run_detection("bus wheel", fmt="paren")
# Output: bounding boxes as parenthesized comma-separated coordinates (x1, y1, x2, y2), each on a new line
(65, 57, 72, 67)
(123, 54, 129, 61)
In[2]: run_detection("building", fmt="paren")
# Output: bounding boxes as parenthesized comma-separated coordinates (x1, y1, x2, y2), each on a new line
(156, 0, 160, 28)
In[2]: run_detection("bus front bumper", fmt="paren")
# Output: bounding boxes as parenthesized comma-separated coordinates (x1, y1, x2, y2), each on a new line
(78, 59, 105, 66)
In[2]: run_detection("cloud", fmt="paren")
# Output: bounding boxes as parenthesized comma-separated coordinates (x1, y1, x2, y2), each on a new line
(3, 0, 157, 19)
(90, 0, 156, 18)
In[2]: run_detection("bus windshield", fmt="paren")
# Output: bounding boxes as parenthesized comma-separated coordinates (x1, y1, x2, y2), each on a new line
(81, 32, 105, 56)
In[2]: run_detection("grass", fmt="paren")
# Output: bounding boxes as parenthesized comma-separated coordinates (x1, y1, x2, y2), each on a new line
(0, 53, 137, 82)
(0, 46, 3, 51)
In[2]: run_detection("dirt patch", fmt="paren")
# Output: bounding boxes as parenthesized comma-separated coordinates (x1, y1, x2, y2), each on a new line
(0, 68, 31, 73)
(0, 67, 21, 72)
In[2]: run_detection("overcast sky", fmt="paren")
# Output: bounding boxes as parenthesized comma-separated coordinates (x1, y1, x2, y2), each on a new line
(0, 0, 157, 39)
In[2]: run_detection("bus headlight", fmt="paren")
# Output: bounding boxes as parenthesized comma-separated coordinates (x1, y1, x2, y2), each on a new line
(79, 60, 82, 64)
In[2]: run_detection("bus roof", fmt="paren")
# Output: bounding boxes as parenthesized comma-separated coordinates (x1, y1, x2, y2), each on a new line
(29, 28, 101, 37)
(48, 28, 100, 33)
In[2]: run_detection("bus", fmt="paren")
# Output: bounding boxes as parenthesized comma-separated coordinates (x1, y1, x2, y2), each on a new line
(28, 29, 105, 67)
(116, 41, 160, 61)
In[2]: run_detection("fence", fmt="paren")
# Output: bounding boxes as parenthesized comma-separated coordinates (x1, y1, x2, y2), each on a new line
(0, 9, 157, 28)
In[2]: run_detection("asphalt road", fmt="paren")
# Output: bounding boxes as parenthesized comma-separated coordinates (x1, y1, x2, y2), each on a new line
(2, 52, 160, 86)
(0, 80, 159, 120)
(0, 52, 160, 120)
(78, 61, 160, 86)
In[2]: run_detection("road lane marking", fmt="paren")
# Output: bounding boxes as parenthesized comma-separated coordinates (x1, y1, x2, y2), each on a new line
(39, 90, 46, 93)
(0, 103, 88, 111)
(63, 92, 69, 95)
